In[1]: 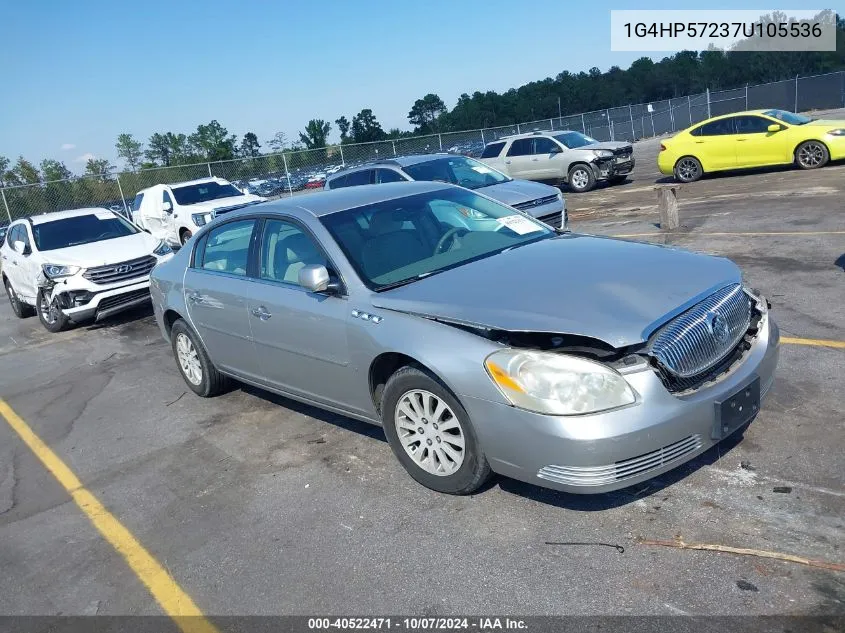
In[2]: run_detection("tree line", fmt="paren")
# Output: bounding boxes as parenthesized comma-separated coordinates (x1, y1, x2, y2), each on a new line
(2, 15, 843, 188)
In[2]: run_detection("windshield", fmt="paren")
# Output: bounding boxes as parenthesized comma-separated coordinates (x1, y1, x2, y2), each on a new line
(33, 212, 139, 251)
(321, 187, 554, 291)
(402, 156, 510, 190)
(171, 181, 245, 205)
(553, 131, 598, 149)
(762, 109, 813, 125)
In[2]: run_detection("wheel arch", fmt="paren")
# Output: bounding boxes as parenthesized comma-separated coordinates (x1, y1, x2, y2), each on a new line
(793, 137, 830, 157)
(162, 308, 184, 339)
(368, 352, 456, 416)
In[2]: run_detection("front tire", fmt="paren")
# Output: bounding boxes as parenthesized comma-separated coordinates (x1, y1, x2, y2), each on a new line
(381, 366, 492, 495)
(5, 278, 34, 318)
(170, 319, 227, 397)
(567, 164, 596, 193)
(795, 140, 829, 170)
(674, 156, 703, 183)
(37, 289, 70, 332)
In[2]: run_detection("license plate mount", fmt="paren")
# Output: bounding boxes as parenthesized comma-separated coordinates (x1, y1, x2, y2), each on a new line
(713, 376, 760, 440)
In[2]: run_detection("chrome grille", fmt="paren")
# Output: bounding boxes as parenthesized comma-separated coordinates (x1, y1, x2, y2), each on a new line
(537, 434, 702, 486)
(513, 194, 558, 211)
(650, 284, 751, 379)
(537, 211, 563, 228)
(82, 255, 157, 285)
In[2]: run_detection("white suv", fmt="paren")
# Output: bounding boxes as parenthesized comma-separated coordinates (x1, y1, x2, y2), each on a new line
(132, 177, 265, 246)
(479, 131, 634, 193)
(1, 208, 173, 332)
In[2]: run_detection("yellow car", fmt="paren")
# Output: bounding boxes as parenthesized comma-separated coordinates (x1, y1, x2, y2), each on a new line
(658, 109, 845, 183)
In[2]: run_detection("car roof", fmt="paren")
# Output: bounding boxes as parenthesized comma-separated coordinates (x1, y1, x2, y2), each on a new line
(327, 153, 455, 180)
(691, 110, 772, 125)
(493, 130, 575, 142)
(23, 208, 116, 226)
(225, 181, 454, 219)
(138, 177, 229, 193)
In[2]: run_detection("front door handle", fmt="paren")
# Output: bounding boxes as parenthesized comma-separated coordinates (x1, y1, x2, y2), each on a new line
(531, 158, 539, 161)
(251, 306, 272, 320)
(505, 160, 512, 164)
(186, 291, 204, 304)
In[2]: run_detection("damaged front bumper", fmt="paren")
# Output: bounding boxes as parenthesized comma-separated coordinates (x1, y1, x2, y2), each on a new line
(592, 155, 635, 181)
(38, 272, 153, 323)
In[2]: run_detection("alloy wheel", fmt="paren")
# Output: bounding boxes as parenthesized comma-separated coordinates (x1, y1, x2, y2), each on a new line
(39, 293, 60, 324)
(394, 389, 465, 476)
(570, 168, 589, 190)
(677, 158, 700, 182)
(176, 333, 203, 385)
(798, 142, 825, 167)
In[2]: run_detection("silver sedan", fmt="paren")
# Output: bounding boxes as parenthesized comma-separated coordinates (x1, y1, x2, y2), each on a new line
(150, 181, 778, 495)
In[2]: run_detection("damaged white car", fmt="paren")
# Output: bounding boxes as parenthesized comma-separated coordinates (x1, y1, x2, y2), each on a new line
(132, 177, 266, 246)
(1, 208, 173, 332)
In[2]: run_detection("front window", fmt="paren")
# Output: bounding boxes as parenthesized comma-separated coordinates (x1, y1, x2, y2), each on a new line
(553, 131, 598, 148)
(171, 181, 245, 206)
(402, 156, 509, 190)
(321, 187, 554, 291)
(762, 109, 812, 125)
(32, 212, 139, 251)
(198, 219, 256, 276)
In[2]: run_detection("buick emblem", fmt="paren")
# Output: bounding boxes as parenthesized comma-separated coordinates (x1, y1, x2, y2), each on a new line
(115, 264, 133, 274)
(707, 312, 730, 344)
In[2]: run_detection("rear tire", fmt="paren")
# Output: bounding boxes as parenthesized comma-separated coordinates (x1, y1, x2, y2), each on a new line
(5, 278, 35, 318)
(795, 140, 829, 169)
(37, 289, 70, 333)
(381, 366, 492, 495)
(674, 156, 703, 183)
(567, 164, 596, 193)
(170, 319, 227, 397)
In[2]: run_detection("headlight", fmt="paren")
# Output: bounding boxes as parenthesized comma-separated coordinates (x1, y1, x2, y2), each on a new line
(42, 264, 81, 278)
(595, 150, 614, 158)
(153, 240, 172, 256)
(826, 129, 845, 136)
(191, 212, 212, 227)
(484, 349, 636, 415)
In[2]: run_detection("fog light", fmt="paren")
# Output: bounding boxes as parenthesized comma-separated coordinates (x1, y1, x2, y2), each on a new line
(69, 291, 93, 306)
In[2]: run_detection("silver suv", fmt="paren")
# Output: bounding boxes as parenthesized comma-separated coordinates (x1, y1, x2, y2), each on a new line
(479, 131, 634, 193)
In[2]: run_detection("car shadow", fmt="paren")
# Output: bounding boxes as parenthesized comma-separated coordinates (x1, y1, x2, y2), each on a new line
(237, 377, 751, 508)
(237, 382, 388, 444)
(84, 303, 155, 331)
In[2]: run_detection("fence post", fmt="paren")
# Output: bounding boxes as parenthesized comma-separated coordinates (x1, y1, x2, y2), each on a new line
(745, 85, 748, 110)
(669, 101, 675, 131)
(207, 163, 213, 177)
(628, 104, 635, 139)
(516, 123, 521, 134)
(794, 75, 799, 112)
(706, 88, 711, 118)
(115, 175, 129, 217)
(282, 153, 293, 197)
(392, 141, 397, 156)
(581, 113, 586, 133)
(549, 118, 554, 131)
(480, 129, 485, 146)
(339, 145, 344, 166)
(687, 95, 692, 125)
(438, 134, 443, 151)
(1, 189, 11, 223)
(609, 118, 615, 141)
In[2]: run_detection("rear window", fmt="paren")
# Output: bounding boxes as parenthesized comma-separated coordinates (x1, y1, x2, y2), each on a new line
(692, 118, 734, 136)
(506, 139, 532, 156)
(480, 141, 505, 158)
(328, 175, 348, 189)
(345, 170, 373, 187)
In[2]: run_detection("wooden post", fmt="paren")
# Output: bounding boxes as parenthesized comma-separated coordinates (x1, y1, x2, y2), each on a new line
(654, 184, 680, 230)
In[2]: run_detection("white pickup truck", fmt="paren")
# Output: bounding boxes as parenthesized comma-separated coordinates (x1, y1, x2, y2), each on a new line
(132, 177, 265, 246)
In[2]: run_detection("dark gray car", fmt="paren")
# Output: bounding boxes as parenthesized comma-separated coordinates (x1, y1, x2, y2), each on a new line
(324, 154, 567, 229)
(151, 182, 778, 496)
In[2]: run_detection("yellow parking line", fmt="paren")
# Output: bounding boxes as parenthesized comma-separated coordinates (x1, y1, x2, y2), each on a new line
(0, 399, 219, 633)
(611, 230, 845, 238)
(782, 336, 845, 349)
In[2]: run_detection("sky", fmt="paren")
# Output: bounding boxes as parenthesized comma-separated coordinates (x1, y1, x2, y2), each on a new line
(0, 0, 817, 172)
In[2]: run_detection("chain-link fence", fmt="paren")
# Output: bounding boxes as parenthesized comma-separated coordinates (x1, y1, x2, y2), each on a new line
(3, 71, 844, 223)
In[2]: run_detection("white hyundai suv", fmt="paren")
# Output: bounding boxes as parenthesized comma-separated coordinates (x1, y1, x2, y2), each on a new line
(1, 208, 173, 332)
(132, 177, 266, 246)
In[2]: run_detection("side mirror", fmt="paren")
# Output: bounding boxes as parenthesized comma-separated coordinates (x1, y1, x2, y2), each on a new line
(298, 264, 338, 294)
(549, 146, 562, 155)
(162, 201, 173, 213)
(12, 240, 26, 255)
(767, 124, 782, 133)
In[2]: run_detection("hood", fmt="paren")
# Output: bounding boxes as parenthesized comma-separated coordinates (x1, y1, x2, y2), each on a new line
(38, 232, 160, 267)
(371, 234, 741, 348)
(477, 179, 560, 207)
(186, 194, 266, 214)
(807, 119, 845, 129)
(581, 141, 631, 152)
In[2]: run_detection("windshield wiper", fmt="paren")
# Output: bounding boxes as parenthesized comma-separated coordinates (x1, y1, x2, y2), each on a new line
(375, 268, 449, 292)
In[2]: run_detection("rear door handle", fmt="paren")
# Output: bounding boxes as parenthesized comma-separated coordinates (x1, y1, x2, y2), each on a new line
(251, 306, 272, 320)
